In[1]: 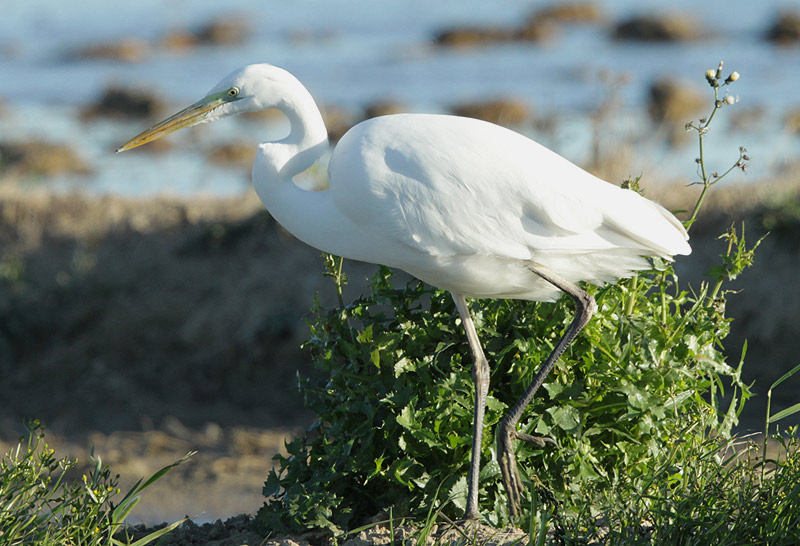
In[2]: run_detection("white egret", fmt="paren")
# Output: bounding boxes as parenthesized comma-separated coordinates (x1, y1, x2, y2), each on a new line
(118, 63, 691, 520)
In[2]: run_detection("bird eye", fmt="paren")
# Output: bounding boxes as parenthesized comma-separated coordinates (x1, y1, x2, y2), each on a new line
(227, 87, 239, 98)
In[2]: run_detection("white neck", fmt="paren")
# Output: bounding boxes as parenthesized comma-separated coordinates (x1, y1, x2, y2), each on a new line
(251, 81, 364, 257)
(263, 85, 329, 180)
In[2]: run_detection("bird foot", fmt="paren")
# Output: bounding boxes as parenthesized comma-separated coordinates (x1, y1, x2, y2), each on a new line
(515, 432, 556, 447)
(498, 422, 556, 519)
(498, 423, 524, 519)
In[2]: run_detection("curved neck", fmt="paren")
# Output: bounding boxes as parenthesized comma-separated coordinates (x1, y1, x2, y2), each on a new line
(253, 81, 366, 256)
(272, 87, 329, 179)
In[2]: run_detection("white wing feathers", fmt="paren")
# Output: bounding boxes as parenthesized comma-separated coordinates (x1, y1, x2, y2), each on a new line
(330, 114, 689, 271)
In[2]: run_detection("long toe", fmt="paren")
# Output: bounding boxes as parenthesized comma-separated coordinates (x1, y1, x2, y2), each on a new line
(498, 426, 524, 519)
(515, 432, 556, 447)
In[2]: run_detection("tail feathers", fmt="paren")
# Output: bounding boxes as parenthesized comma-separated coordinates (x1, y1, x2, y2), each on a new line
(604, 194, 691, 259)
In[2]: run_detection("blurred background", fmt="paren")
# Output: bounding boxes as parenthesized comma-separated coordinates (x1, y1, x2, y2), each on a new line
(1, 0, 799, 524)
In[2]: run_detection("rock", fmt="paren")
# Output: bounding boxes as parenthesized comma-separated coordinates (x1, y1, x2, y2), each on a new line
(239, 108, 286, 123)
(531, 1, 604, 24)
(206, 142, 257, 171)
(157, 16, 250, 52)
(433, 27, 515, 47)
(82, 86, 166, 120)
(364, 100, 406, 119)
(321, 105, 356, 143)
(451, 99, 531, 127)
(71, 38, 150, 63)
(647, 78, 704, 124)
(159, 30, 200, 52)
(513, 19, 559, 42)
(765, 12, 800, 45)
(0, 140, 91, 178)
(647, 78, 704, 145)
(194, 17, 250, 46)
(433, 18, 557, 47)
(612, 14, 701, 42)
(786, 109, 800, 134)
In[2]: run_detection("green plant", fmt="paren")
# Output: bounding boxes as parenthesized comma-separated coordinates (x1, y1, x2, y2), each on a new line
(0, 421, 189, 546)
(576, 367, 800, 546)
(255, 63, 760, 536)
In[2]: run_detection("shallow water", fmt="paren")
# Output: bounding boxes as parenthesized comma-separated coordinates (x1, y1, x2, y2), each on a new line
(2, 0, 799, 195)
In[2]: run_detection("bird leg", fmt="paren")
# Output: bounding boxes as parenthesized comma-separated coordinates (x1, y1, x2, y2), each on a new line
(497, 265, 596, 520)
(452, 293, 490, 521)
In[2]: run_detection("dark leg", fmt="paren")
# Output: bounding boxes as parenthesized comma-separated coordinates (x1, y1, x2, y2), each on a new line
(452, 293, 490, 521)
(497, 265, 596, 519)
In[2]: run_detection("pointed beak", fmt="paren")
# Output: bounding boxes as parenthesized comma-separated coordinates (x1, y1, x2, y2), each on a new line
(116, 95, 225, 152)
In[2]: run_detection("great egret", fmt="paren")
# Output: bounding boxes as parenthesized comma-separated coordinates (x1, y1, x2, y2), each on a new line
(118, 63, 691, 520)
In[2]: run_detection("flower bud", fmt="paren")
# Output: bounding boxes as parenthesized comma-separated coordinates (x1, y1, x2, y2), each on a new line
(705, 69, 716, 80)
(724, 95, 735, 105)
(728, 71, 740, 82)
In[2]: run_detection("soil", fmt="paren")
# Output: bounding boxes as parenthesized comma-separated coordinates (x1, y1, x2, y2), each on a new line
(1, 182, 799, 544)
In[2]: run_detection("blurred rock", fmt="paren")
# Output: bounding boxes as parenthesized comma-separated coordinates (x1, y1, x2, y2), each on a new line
(159, 30, 200, 52)
(786, 109, 800, 134)
(433, 27, 514, 47)
(451, 99, 531, 127)
(612, 14, 701, 42)
(322, 105, 356, 143)
(647, 78, 704, 124)
(71, 38, 150, 63)
(514, 19, 559, 42)
(433, 19, 556, 47)
(531, 1, 604, 24)
(207, 141, 257, 171)
(647, 78, 704, 146)
(195, 17, 250, 46)
(364, 100, 406, 119)
(765, 12, 800, 45)
(158, 16, 250, 53)
(0, 140, 91, 178)
(82, 86, 166, 120)
(240, 108, 285, 123)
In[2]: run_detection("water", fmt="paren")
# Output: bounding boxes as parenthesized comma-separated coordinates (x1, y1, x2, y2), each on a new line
(1, 0, 799, 195)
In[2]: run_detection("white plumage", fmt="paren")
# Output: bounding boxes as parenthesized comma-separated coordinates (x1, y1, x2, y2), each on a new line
(118, 63, 691, 521)
(326, 113, 689, 300)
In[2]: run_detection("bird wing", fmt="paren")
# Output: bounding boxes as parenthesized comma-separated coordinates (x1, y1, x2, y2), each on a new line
(329, 114, 688, 265)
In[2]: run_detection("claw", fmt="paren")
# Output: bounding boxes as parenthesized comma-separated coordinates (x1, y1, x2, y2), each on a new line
(498, 420, 524, 519)
(515, 432, 556, 447)
(499, 426, 556, 518)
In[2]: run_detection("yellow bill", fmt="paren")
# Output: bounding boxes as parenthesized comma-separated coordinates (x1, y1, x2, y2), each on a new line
(116, 92, 227, 152)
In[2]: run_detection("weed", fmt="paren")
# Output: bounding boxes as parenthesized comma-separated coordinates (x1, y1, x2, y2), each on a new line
(0, 421, 190, 546)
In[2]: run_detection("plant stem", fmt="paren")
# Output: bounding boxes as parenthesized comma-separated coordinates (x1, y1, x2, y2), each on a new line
(625, 274, 638, 316)
(335, 255, 346, 309)
(686, 87, 722, 232)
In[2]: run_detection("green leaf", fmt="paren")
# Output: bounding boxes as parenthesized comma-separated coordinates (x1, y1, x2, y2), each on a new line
(396, 405, 415, 430)
(549, 405, 581, 432)
(769, 402, 800, 424)
(769, 363, 800, 393)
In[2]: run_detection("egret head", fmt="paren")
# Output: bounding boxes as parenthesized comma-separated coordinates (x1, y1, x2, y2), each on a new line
(117, 64, 299, 152)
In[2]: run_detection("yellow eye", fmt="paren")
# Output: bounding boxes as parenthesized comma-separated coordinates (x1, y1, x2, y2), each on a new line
(227, 87, 239, 98)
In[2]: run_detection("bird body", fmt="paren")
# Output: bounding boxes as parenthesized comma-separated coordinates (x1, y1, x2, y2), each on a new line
(257, 109, 689, 301)
(118, 63, 691, 521)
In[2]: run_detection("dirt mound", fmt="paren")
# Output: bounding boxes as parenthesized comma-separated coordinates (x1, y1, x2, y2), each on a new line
(0, 189, 378, 435)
